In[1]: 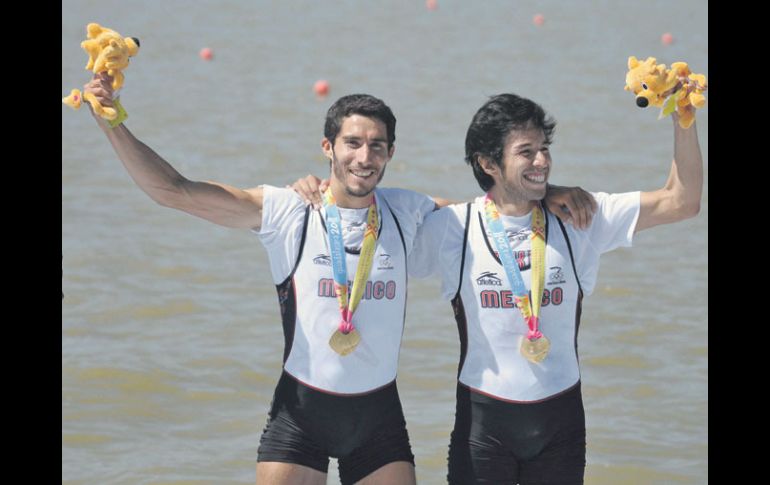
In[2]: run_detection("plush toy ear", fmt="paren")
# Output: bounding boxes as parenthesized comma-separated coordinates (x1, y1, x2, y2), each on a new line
(664, 69, 678, 86)
(86, 23, 103, 39)
(627, 56, 639, 69)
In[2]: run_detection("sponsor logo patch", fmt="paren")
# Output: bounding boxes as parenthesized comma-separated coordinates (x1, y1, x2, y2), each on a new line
(313, 254, 331, 266)
(476, 271, 503, 286)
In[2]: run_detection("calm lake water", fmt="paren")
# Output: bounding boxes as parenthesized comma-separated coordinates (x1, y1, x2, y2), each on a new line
(62, 1, 708, 483)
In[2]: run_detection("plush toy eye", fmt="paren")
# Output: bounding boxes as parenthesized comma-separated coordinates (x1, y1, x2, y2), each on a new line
(641, 83, 649, 90)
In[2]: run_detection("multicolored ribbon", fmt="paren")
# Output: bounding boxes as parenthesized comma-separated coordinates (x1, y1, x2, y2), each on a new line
(483, 194, 546, 341)
(322, 188, 379, 335)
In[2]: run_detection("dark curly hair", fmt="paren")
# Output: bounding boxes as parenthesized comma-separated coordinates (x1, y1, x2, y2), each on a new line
(465, 94, 556, 191)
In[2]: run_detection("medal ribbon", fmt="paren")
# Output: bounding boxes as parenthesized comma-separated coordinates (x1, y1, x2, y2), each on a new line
(483, 194, 546, 340)
(322, 188, 379, 335)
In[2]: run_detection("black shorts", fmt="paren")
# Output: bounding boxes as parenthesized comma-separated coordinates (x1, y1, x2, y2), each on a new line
(257, 371, 415, 485)
(448, 382, 586, 485)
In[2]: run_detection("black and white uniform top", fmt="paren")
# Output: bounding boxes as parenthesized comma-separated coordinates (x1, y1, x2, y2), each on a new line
(256, 185, 435, 395)
(409, 192, 640, 402)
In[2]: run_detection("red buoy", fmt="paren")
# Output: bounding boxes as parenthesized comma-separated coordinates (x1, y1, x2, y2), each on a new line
(314, 79, 330, 97)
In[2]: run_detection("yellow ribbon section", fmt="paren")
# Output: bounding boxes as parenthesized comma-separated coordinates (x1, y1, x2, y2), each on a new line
(347, 203, 378, 317)
(529, 205, 546, 321)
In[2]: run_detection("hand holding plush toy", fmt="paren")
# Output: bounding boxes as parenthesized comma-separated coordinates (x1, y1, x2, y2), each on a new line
(624, 56, 707, 129)
(62, 23, 140, 126)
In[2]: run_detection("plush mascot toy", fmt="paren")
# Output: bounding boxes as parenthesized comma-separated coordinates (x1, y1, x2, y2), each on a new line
(624, 56, 707, 129)
(62, 23, 140, 127)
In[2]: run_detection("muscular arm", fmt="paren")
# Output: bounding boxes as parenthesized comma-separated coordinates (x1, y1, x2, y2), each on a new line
(86, 73, 264, 230)
(635, 114, 703, 233)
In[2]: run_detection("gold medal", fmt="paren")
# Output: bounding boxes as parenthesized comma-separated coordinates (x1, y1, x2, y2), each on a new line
(329, 328, 361, 356)
(521, 335, 550, 363)
(323, 190, 377, 359)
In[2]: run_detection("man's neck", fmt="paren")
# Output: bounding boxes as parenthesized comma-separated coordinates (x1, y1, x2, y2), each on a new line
(488, 187, 537, 217)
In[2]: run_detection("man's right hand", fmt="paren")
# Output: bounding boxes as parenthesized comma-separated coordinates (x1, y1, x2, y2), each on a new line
(83, 72, 115, 105)
(545, 184, 597, 230)
(290, 174, 328, 210)
(82, 72, 117, 124)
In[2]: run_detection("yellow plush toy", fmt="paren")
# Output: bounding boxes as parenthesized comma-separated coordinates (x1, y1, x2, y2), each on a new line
(62, 23, 140, 126)
(624, 56, 707, 129)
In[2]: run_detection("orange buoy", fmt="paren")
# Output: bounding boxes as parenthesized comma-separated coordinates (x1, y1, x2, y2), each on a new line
(314, 79, 330, 97)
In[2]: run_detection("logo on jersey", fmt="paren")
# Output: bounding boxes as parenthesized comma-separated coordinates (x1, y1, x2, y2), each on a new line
(476, 271, 503, 286)
(548, 266, 566, 285)
(344, 220, 366, 233)
(313, 254, 331, 266)
(507, 229, 529, 242)
(377, 253, 394, 270)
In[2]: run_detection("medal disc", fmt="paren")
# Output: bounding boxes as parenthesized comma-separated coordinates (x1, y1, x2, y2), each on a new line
(521, 335, 550, 363)
(329, 328, 361, 356)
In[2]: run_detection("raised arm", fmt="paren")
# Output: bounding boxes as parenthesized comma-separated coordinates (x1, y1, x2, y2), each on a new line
(84, 73, 264, 230)
(635, 113, 703, 233)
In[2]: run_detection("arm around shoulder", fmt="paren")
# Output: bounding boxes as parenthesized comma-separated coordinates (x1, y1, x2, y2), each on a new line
(635, 115, 703, 233)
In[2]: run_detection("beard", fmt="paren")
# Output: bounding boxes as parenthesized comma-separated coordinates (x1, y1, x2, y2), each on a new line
(330, 151, 387, 198)
(505, 182, 546, 202)
(498, 164, 547, 203)
(343, 168, 386, 197)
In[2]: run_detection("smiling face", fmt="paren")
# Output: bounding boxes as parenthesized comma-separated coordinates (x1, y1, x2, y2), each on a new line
(481, 126, 551, 215)
(322, 114, 394, 208)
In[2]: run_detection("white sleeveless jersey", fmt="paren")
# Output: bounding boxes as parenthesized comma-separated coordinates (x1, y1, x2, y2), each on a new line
(258, 186, 434, 395)
(409, 192, 640, 402)
(455, 199, 584, 402)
